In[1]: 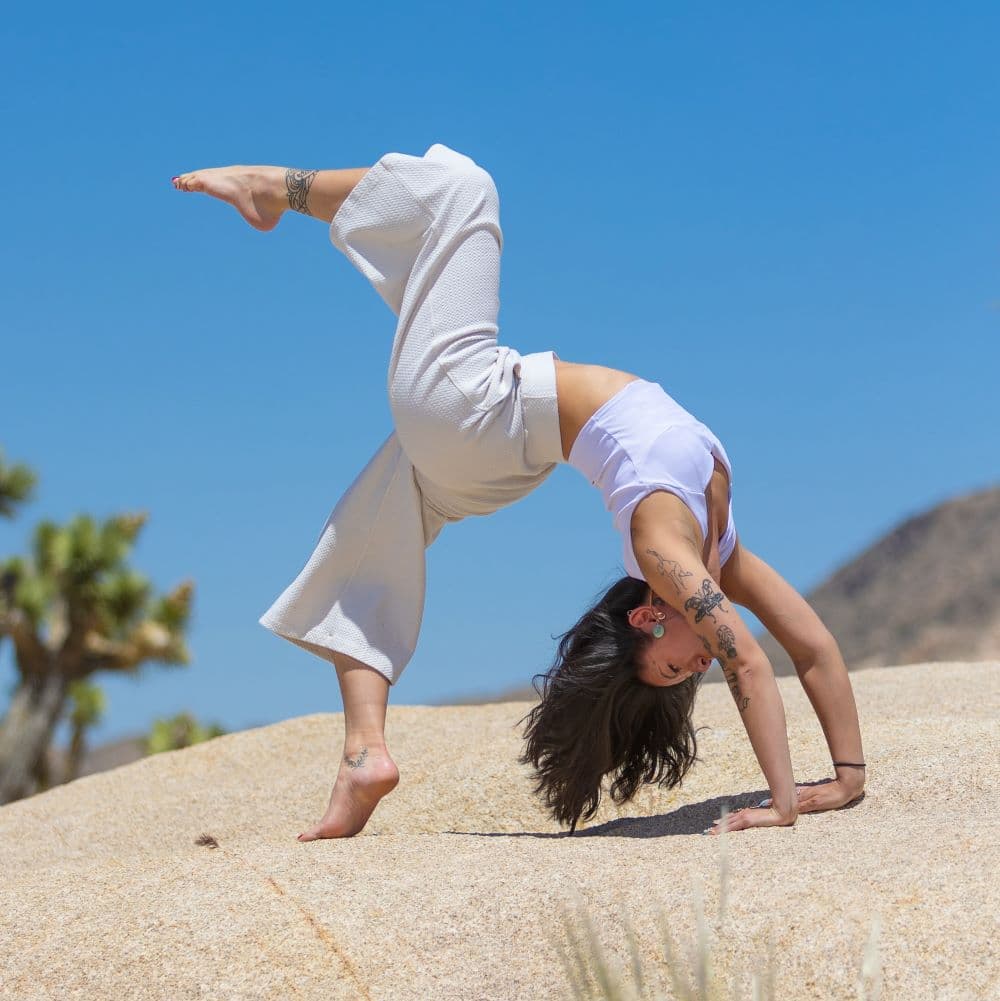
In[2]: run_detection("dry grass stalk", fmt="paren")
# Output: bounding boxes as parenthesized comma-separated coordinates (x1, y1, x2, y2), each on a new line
(554, 806, 884, 1000)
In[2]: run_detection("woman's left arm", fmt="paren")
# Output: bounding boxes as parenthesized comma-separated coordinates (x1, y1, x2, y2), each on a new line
(721, 542, 866, 810)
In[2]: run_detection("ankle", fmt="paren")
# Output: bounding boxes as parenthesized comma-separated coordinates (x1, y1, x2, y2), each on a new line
(281, 166, 320, 215)
(342, 735, 389, 760)
(338, 743, 399, 787)
(252, 166, 282, 210)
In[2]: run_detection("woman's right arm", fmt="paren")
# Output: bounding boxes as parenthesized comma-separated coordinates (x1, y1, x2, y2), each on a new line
(720, 542, 867, 804)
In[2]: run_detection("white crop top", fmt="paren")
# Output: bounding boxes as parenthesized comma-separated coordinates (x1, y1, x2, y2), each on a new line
(567, 379, 737, 580)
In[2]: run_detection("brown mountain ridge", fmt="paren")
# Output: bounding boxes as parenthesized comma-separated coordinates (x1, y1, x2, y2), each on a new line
(757, 484, 1000, 673)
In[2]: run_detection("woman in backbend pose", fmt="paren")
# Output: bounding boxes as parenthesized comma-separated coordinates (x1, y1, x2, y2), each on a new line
(172, 144, 866, 839)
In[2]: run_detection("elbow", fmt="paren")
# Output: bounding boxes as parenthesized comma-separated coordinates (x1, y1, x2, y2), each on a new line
(724, 655, 776, 698)
(791, 628, 841, 675)
(731, 639, 774, 678)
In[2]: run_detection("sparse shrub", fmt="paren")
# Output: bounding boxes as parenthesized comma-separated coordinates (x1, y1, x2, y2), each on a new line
(554, 807, 883, 1000)
(145, 711, 226, 754)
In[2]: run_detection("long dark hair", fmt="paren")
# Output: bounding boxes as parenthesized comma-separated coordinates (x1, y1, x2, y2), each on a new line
(518, 574, 706, 833)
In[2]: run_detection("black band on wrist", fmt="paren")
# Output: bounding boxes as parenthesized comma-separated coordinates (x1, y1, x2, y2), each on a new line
(832, 761, 866, 768)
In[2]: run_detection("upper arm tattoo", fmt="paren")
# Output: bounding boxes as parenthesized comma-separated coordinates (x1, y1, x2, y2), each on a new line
(645, 547, 694, 595)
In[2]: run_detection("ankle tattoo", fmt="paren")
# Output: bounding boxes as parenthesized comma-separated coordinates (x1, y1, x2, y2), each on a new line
(286, 168, 318, 215)
(344, 746, 368, 769)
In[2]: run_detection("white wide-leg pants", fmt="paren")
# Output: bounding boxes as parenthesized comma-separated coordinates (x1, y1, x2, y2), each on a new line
(258, 143, 564, 684)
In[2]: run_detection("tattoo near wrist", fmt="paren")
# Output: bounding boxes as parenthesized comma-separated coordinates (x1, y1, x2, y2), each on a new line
(286, 168, 318, 215)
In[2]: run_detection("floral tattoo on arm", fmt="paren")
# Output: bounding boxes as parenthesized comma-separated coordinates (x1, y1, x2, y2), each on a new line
(696, 597, 749, 714)
(716, 625, 738, 659)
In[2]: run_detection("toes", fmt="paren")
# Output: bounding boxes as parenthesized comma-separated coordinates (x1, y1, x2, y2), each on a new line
(298, 821, 341, 841)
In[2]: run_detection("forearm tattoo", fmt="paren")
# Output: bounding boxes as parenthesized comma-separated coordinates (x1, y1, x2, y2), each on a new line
(286, 168, 318, 215)
(684, 579, 727, 624)
(721, 660, 751, 714)
(644, 548, 693, 594)
(716, 625, 738, 659)
(344, 746, 368, 769)
(695, 599, 749, 714)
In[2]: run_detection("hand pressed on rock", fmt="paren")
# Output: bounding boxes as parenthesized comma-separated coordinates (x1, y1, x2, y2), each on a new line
(758, 778, 864, 815)
(704, 804, 797, 836)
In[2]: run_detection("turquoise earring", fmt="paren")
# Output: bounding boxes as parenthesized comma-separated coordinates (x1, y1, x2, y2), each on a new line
(652, 623, 665, 638)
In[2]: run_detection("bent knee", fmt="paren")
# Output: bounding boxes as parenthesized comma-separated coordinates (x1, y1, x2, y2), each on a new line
(451, 163, 499, 211)
(426, 144, 498, 202)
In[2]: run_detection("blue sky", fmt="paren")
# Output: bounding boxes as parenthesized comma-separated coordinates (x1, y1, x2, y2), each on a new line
(2, 2, 997, 747)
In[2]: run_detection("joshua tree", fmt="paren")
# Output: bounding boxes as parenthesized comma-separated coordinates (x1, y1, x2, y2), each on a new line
(0, 511, 193, 804)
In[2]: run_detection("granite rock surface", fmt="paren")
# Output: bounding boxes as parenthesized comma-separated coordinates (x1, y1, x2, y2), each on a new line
(1, 661, 997, 1000)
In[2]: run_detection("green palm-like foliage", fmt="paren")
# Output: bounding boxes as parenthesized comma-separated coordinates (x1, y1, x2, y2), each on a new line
(0, 448, 37, 519)
(1, 512, 192, 673)
(145, 711, 226, 755)
(0, 510, 194, 803)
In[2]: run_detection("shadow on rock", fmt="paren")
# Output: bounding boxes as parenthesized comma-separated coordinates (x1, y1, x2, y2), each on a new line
(443, 779, 864, 839)
(443, 790, 767, 839)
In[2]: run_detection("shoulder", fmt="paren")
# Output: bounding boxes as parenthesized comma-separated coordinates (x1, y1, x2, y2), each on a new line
(630, 490, 702, 554)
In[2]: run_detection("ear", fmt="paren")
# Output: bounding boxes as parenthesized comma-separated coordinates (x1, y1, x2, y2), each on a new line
(627, 607, 653, 630)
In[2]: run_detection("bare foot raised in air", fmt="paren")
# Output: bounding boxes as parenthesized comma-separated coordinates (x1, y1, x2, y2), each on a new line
(297, 743, 400, 841)
(171, 165, 292, 231)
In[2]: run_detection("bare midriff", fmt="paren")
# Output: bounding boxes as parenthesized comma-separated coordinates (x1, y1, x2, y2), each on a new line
(555, 360, 642, 462)
(554, 358, 732, 573)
